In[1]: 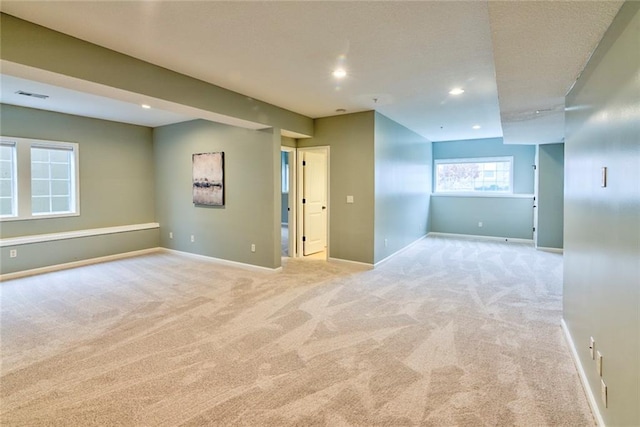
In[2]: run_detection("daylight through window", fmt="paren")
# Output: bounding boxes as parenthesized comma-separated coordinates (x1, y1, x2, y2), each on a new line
(0, 142, 17, 217)
(0, 137, 79, 221)
(31, 146, 75, 215)
(435, 157, 513, 193)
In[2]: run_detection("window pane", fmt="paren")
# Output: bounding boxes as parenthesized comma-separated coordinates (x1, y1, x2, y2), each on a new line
(32, 179, 50, 196)
(51, 180, 69, 196)
(0, 146, 14, 161)
(31, 148, 49, 162)
(0, 145, 15, 217)
(32, 196, 50, 214)
(52, 196, 71, 212)
(436, 158, 512, 193)
(31, 162, 50, 179)
(1, 179, 14, 197)
(0, 160, 12, 179)
(49, 149, 70, 163)
(51, 163, 70, 179)
(31, 146, 75, 215)
(0, 197, 13, 216)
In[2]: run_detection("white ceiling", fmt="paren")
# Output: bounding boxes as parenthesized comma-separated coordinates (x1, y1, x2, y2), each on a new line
(0, 74, 194, 127)
(0, 1, 623, 143)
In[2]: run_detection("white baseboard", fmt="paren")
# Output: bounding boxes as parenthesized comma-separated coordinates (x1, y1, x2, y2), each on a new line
(427, 232, 534, 245)
(561, 319, 605, 427)
(0, 247, 161, 282)
(374, 234, 428, 267)
(162, 248, 282, 273)
(537, 246, 564, 254)
(328, 257, 373, 268)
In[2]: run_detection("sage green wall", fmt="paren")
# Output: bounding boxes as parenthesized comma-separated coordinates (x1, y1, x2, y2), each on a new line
(564, 3, 639, 426)
(0, 104, 158, 273)
(431, 196, 533, 239)
(154, 120, 281, 269)
(281, 137, 297, 148)
(0, 230, 158, 275)
(373, 112, 431, 263)
(0, 13, 313, 137)
(298, 112, 375, 264)
(431, 138, 536, 240)
(537, 143, 564, 249)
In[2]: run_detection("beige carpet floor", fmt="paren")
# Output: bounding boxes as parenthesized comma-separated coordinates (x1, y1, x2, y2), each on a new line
(0, 236, 593, 426)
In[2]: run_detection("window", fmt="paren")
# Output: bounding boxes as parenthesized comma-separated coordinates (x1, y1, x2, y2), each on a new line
(435, 157, 513, 193)
(0, 137, 79, 221)
(0, 142, 17, 217)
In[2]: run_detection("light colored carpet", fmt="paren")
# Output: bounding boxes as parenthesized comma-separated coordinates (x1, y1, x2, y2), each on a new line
(0, 236, 593, 426)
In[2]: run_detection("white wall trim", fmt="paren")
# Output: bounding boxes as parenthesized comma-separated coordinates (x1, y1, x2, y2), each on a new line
(328, 257, 373, 269)
(162, 248, 282, 273)
(0, 247, 161, 282)
(537, 246, 564, 254)
(0, 222, 160, 247)
(561, 319, 605, 427)
(374, 234, 428, 267)
(427, 232, 534, 245)
(431, 193, 534, 199)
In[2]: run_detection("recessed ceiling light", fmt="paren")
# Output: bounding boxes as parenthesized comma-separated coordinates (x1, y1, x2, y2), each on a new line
(449, 88, 465, 95)
(141, 104, 151, 109)
(332, 69, 347, 79)
(472, 125, 481, 129)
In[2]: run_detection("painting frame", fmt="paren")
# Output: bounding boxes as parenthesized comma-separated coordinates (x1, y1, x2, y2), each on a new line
(192, 152, 225, 206)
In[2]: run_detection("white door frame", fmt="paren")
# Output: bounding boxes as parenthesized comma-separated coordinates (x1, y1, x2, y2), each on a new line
(533, 145, 539, 248)
(297, 146, 330, 259)
(281, 146, 297, 257)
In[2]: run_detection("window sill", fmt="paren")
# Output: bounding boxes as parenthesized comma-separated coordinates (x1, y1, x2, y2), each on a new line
(1, 212, 80, 222)
(0, 222, 160, 247)
(432, 193, 534, 199)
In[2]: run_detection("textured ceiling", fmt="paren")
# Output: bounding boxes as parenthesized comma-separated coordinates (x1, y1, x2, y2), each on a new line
(0, 1, 624, 143)
(488, 0, 624, 144)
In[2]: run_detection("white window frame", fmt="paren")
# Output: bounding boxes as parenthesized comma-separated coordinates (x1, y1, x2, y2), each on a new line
(0, 136, 80, 221)
(0, 141, 18, 218)
(434, 156, 514, 195)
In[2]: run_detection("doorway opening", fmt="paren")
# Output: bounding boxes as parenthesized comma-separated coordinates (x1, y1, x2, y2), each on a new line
(281, 147, 296, 257)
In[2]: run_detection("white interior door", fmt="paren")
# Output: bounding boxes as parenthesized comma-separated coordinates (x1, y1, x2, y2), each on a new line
(302, 150, 327, 256)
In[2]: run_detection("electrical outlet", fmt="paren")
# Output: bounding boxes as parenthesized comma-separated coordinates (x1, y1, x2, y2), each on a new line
(478, 221, 483, 227)
(597, 351, 603, 376)
(169, 232, 173, 239)
(384, 238, 388, 247)
(251, 244, 256, 253)
(601, 379, 607, 408)
(9, 249, 17, 258)
(589, 337, 595, 359)
(190, 235, 195, 243)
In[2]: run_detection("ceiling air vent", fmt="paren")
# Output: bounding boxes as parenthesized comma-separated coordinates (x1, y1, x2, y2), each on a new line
(15, 90, 49, 100)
